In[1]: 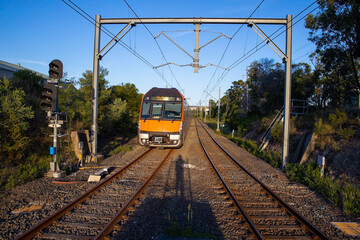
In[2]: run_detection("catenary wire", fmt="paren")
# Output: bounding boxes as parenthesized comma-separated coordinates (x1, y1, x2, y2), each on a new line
(204, 1, 319, 101)
(200, 0, 265, 104)
(61, 0, 172, 87)
(123, 0, 184, 93)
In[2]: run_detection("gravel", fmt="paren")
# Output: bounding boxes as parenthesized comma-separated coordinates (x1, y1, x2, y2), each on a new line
(0, 119, 359, 240)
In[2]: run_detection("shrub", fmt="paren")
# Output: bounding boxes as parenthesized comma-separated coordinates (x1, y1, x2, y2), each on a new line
(314, 118, 337, 150)
(329, 109, 347, 130)
(285, 161, 360, 216)
(271, 122, 283, 142)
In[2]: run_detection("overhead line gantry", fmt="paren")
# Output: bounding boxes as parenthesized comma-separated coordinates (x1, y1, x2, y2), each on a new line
(91, 16, 292, 170)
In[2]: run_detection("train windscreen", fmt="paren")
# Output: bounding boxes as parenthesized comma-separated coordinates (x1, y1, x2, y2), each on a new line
(164, 103, 182, 120)
(151, 103, 163, 119)
(141, 102, 150, 118)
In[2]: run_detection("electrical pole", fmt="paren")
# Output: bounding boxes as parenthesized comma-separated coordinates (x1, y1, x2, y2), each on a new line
(246, 66, 249, 112)
(217, 87, 221, 132)
(209, 99, 211, 121)
(282, 15, 293, 170)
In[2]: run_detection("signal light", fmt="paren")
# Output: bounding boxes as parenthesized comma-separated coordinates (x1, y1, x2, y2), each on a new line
(41, 83, 58, 111)
(49, 59, 63, 79)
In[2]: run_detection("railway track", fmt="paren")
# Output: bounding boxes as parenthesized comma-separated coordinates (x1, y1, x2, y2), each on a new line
(195, 119, 330, 240)
(15, 148, 174, 240)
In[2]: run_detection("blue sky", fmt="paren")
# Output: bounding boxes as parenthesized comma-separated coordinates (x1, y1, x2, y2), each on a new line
(0, 0, 318, 106)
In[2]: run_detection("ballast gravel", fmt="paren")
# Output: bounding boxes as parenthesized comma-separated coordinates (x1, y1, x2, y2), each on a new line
(0, 120, 359, 240)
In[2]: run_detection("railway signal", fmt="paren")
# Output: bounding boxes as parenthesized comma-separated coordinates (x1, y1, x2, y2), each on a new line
(49, 59, 63, 79)
(41, 83, 57, 111)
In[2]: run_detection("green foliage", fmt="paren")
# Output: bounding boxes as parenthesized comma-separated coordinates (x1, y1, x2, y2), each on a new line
(270, 122, 283, 142)
(305, 0, 360, 105)
(229, 136, 281, 169)
(0, 77, 34, 165)
(314, 109, 356, 150)
(0, 66, 142, 191)
(65, 68, 141, 135)
(109, 145, 131, 156)
(285, 162, 360, 216)
(314, 118, 336, 150)
(329, 109, 347, 130)
(2, 154, 50, 190)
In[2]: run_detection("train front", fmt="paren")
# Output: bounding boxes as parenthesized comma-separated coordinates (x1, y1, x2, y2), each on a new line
(138, 88, 184, 148)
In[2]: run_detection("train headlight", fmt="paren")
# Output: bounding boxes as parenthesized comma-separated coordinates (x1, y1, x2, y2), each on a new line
(138, 120, 141, 130)
(180, 122, 183, 131)
(170, 134, 180, 140)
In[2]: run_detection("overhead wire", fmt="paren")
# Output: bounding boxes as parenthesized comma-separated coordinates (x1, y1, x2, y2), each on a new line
(204, 0, 320, 99)
(61, 0, 172, 87)
(123, 0, 184, 93)
(200, 0, 265, 104)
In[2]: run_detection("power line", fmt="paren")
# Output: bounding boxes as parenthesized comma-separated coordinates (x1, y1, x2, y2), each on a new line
(203, 1, 320, 100)
(60, 0, 172, 87)
(201, 0, 265, 104)
(123, 0, 184, 93)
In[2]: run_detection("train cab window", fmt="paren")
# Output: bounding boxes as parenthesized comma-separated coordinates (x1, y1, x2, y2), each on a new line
(151, 103, 163, 119)
(164, 103, 182, 120)
(141, 102, 150, 119)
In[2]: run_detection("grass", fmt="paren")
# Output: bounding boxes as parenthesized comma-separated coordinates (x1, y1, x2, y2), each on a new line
(109, 145, 132, 155)
(1, 154, 50, 190)
(285, 162, 360, 215)
(205, 120, 360, 216)
(164, 207, 216, 240)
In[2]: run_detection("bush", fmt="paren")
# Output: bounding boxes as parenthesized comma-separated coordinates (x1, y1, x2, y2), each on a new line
(285, 162, 360, 216)
(271, 122, 283, 142)
(2, 154, 50, 190)
(329, 109, 347, 130)
(314, 118, 337, 150)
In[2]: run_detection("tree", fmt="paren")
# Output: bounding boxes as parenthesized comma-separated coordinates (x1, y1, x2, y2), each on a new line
(247, 58, 284, 115)
(11, 70, 45, 108)
(109, 83, 143, 123)
(77, 66, 109, 101)
(0, 78, 34, 165)
(306, 0, 360, 97)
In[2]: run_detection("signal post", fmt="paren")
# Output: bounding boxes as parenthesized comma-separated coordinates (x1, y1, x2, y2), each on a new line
(42, 59, 65, 178)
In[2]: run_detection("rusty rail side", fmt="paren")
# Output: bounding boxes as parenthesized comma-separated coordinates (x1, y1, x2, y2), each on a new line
(15, 148, 154, 240)
(199, 120, 330, 240)
(95, 149, 175, 239)
(195, 120, 264, 240)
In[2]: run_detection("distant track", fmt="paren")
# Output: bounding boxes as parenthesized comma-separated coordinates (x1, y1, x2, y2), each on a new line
(195, 119, 330, 240)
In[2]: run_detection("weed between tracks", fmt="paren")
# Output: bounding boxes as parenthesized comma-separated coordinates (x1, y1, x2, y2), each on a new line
(164, 204, 216, 239)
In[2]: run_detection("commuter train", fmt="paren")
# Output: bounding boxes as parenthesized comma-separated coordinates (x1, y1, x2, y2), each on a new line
(138, 87, 190, 148)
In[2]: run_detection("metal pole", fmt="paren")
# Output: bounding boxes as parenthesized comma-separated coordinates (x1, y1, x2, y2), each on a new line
(194, 23, 200, 73)
(282, 15, 292, 170)
(246, 66, 249, 112)
(209, 100, 211, 121)
(91, 14, 101, 156)
(53, 114, 58, 171)
(217, 87, 220, 132)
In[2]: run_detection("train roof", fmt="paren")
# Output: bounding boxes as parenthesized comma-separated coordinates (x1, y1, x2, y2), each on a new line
(144, 87, 183, 98)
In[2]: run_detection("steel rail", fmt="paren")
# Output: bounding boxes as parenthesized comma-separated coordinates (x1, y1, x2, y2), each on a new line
(195, 120, 264, 240)
(95, 149, 175, 239)
(198, 120, 330, 240)
(15, 148, 154, 240)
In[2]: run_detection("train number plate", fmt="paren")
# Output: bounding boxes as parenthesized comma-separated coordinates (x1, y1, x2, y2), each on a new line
(154, 137, 162, 143)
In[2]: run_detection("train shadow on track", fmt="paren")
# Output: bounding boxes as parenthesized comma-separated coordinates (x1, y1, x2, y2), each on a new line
(113, 154, 223, 240)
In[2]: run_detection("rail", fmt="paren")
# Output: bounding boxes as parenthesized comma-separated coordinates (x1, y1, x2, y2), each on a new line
(15, 148, 155, 240)
(197, 119, 330, 240)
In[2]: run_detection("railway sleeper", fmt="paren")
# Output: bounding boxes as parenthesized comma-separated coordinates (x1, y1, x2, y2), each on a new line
(40, 233, 95, 240)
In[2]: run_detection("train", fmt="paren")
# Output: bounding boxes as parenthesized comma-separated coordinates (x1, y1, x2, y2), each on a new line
(138, 87, 190, 148)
